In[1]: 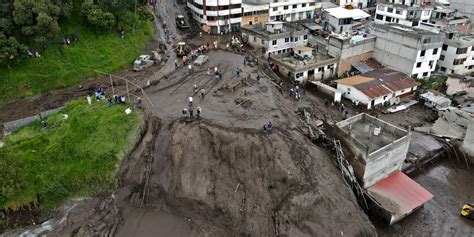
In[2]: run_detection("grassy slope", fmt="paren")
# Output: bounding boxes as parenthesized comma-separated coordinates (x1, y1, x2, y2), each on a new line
(0, 10, 154, 103)
(0, 100, 142, 210)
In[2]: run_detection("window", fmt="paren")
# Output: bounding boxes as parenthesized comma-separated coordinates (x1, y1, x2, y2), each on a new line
(401, 90, 405, 93)
(422, 38, 431, 44)
(396, 9, 401, 15)
(469, 65, 474, 69)
(375, 14, 383, 20)
(302, 3, 306, 7)
(294, 37, 298, 42)
(261, 39, 265, 44)
(429, 60, 434, 68)
(303, 35, 308, 40)
(440, 55, 445, 61)
(377, 5, 384, 11)
(422, 72, 428, 77)
(383, 95, 387, 100)
(283, 6, 288, 10)
(293, 4, 297, 9)
(416, 62, 422, 68)
(457, 47, 468, 54)
(272, 40, 277, 46)
(433, 48, 438, 55)
(385, 16, 392, 22)
(387, 7, 394, 13)
(453, 58, 466, 65)
(420, 50, 426, 57)
(442, 44, 448, 51)
(285, 37, 289, 43)
(273, 7, 278, 11)
(309, 2, 315, 6)
(253, 36, 257, 42)
(318, 67, 323, 72)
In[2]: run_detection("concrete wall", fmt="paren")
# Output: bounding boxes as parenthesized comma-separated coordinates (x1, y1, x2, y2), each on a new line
(363, 134, 411, 188)
(3, 107, 63, 135)
(242, 14, 269, 26)
(337, 52, 373, 75)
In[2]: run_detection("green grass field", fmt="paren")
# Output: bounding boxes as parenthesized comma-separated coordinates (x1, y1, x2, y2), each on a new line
(0, 100, 142, 210)
(0, 13, 154, 103)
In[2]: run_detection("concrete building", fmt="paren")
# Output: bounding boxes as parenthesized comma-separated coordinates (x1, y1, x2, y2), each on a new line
(334, 113, 432, 225)
(335, 113, 412, 188)
(269, 47, 338, 83)
(242, 21, 308, 55)
(446, 74, 474, 96)
(437, 33, 474, 75)
(322, 7, 371, 34)
(335, 68, 418, 109)
(379, 0, 432, 6)
(327, 32, 376, 76)
(241, 3, 269, 26)
(374, 3, 432, 27)
(187, 0, 242, 34)
(449, 0, 474, 30)
(330, 0, 377, 10)
(243, 0, 317, 22)
(421, 7, 471, 33)
(371, 23, 444, 78)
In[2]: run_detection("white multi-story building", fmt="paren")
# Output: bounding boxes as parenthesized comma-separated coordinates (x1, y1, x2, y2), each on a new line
(374, 3, 432, 27)
(371, 23, 444, 78)
(243, 0, 317, 22)
(322, 7, 371, 34)
(241, 21, 309, 55)
(331, 0, 377, 9)
(437, 33, 474, 75)
(187, 0, 242, 34)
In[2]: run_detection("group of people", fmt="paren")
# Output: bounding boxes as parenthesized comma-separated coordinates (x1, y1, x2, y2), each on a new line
(86, 85, 129, 107)
(289, 85, 301, 100)
(182, 96, 202, 119)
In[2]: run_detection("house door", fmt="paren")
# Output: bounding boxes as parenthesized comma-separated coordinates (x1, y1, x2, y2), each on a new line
(308, 69, 315, 81)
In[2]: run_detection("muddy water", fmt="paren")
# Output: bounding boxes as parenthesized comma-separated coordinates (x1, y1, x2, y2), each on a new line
(375, 159, 474, 236)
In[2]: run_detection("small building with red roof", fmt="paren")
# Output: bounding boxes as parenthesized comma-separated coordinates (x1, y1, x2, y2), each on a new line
(335, 68, 418, 109)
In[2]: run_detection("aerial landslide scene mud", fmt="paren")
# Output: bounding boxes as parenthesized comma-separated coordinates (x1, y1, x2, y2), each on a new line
(1, 1, 473, 237)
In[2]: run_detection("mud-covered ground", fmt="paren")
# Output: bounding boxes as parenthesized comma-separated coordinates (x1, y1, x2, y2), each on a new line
(2, 1, 474, 236)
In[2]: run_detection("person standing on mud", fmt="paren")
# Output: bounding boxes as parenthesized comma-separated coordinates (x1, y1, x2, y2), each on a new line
(197, 106, 201, 118)
(182, 108, 187, 117)
(174, 59, 178, 69)
(200, 88, 205, 99)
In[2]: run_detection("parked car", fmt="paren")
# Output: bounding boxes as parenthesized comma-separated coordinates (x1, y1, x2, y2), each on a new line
(194, 55, 208, 66)
(133, 51, 160, 72)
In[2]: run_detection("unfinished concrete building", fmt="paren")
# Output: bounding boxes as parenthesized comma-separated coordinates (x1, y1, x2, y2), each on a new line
(335, 113, 433, 225)
(335, 113, 412, 188)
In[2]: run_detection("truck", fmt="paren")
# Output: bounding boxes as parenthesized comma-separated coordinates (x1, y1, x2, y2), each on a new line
(175, 15, 190, 29)
(176, 41, 189, 57)
(133, 51, 161, 72)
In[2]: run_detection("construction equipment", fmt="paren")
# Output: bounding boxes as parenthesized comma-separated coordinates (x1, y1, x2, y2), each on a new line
(175, 14, 190, 29)
(460, 203, 474, 220)
(133, 51, 161, 72)
(176, 41, 189, 57)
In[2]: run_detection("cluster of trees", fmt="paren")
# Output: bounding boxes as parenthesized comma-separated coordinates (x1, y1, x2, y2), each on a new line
(0, 0, 72, 64)
(0, 0, 154, 65)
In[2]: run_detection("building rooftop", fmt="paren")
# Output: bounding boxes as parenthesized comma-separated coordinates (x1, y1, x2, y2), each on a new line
(242, 22, 305, 36)
(371, 23, 441, 38)
(324, 7, 371, 20)
(242, 3, 269, 12)
(366, 171, 433, 224)
(378, 2, 433, 10)
(270, 51, 337, 72)
(335, 69, 418, 99)
(336, 113, 409, 154)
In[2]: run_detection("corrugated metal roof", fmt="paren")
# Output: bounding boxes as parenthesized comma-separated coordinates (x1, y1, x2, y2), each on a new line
(367, 171, 433, 216)
(336, 69, 418, 99)
(352, 62, 374, 74)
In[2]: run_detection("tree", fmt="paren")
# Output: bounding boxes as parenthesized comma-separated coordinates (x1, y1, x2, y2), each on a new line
(0, 33, 27, 66)
(13, 0, 62, 44)
(80, 3, 115, 31)
(137, 6, 154, 22)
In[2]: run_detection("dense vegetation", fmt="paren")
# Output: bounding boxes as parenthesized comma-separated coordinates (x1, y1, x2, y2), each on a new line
(0, 0, 154, 102)
(0, 100, 142, 211)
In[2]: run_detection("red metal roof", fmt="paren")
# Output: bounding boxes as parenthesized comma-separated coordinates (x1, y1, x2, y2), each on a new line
(367, 171, 433, 215)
